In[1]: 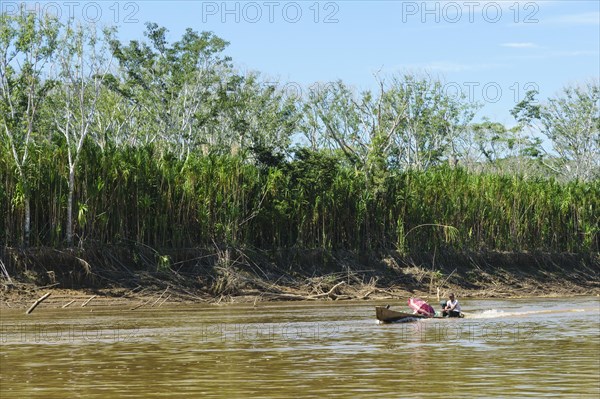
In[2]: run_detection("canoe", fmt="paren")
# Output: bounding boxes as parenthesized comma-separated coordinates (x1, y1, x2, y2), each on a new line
(375, 306, 427, 323)
(376, 306, 466, 322)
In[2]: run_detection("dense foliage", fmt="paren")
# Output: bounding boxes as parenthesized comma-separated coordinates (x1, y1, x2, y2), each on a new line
(1, 13, 598, 253)
(1, 143, 598, 252)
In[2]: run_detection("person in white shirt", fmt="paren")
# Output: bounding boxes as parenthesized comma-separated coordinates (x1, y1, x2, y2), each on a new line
(442, 293, 462, 317)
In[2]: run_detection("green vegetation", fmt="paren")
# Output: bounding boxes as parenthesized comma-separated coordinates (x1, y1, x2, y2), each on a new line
(1, 13, 599, 257)
(2, 145, 597, 253)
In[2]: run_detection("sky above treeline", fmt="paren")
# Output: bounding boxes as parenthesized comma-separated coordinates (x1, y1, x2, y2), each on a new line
(4, 1, 599, 124)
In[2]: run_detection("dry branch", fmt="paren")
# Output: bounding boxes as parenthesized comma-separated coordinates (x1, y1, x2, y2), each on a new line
(26, 292, 51, 314)
(81, 295, 97, 307)
(0, 258, 12, 284)
(309, 281, 346, 299)
(130, 296, 154, 311)
(263, 281, 347, 301)
(359, 290, 375, 299)
(34, 283, 60, 290)
(158, 294, 171, 307)
(62, 300, 76, 308)
(151, 287, 169, 307)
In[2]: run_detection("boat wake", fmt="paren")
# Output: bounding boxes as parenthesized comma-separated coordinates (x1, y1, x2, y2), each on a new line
(467, 308, 589, 319)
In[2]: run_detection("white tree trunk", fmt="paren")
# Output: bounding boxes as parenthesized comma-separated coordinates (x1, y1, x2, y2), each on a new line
(24, 196, 30, 246)
(66, 167, 75, 246)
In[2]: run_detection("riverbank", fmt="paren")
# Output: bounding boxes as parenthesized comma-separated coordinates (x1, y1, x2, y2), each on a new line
(1, 246, 598, 311)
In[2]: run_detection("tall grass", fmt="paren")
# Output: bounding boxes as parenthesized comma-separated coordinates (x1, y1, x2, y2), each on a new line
(1, 143, 598, 253)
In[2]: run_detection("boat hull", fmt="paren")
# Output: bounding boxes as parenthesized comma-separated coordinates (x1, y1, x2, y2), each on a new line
(376, 306, 465, 322)
(375, 306, 427, 323)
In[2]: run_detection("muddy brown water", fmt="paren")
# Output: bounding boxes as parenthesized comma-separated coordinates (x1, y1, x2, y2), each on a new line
(1, 297, 599, 398)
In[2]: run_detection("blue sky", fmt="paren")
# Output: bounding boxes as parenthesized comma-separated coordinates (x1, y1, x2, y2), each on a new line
(4, 1, 599, 124)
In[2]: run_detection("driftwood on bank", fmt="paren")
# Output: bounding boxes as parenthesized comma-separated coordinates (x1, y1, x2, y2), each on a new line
(158, 294, 171, 307)
(357, 287, 405, 300)
(0, 258, 13, 284)
(130, 296, 154, 311)
(263, 281, 347, 300)
(34, 283, 60, 290)
(25, 292, 51, 314)
(62, 299, 76, 308)
(151, 287, 169, 307)
(81, 295, 97, 307)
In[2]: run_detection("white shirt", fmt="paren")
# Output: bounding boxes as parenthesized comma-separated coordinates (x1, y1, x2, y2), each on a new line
(446, 299, 461, 312)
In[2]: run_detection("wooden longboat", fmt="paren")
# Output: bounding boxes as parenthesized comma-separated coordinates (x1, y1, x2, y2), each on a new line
(375, 306, 428, 323)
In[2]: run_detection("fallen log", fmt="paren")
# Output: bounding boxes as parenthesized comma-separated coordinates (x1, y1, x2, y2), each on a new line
(158, 294, 171, 307)
(359, 290, 375, 300)
(0, 258, 13, 284)
(130, 296, 154, 311)
(62, 300, 76, 308)
(151, 287, 169, 307)
(26, 292, 51, 315)
(81, 295, 97, 307)
(263, 281, 347, 301)
(309, 281, 346, 299)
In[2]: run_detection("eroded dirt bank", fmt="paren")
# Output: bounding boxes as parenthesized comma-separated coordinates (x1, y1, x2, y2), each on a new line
(1, 246, 598, 310)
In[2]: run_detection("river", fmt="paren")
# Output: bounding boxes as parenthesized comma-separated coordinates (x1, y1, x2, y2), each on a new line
(1, 296, 599, 398)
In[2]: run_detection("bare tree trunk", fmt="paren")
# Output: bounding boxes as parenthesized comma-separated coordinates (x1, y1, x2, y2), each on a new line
(66, 167, 75, 246)
(24, 196, 30, 247)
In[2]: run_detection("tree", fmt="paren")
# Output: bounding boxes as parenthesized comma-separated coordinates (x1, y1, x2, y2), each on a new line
(90, 84, 136, 151)
(214, 72, 300, 164)
(512, 84, 600, 181)
(472, 119, 511, 164)
(302, 80, 366, 165)
(390, 74, 477, 171)
(50, 21, 113, 246)
(541, 83, 599, 181)
(458, 118, 542, 174)
(0, 12, 59, 245)
(108, 23, 231, 158)
(302, 73, 478, 173)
